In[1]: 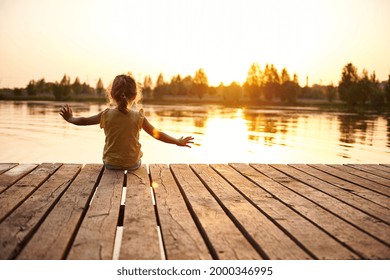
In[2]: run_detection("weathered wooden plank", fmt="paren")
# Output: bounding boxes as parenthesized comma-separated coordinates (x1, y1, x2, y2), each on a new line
(67, 168, 123, 260)
(212, 164, 358, 260)
(171, 164, 262, 260)
(0, 163, 62, 222)
(194, 164, 311, 260)
(0, 164, 38, 194)
(266, 164, 390, 244)
(17, 164, 103, 260)
(0, 163, 18, 175)
(274, 164, 390, 224)
(330, 164, 390, 187)
(0, 164, 81, 259)
(310, 164, 390, 197)
(370, 164, 390, 174)
(119, 165, 160, 260)
(234, 163, 390, 259)
(291, 164, 389, 209)
(149, 164, 212, 260)
(347, 164, 390, 180)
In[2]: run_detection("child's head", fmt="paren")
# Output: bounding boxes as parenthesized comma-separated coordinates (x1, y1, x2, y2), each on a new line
(109, 74, 142, 112)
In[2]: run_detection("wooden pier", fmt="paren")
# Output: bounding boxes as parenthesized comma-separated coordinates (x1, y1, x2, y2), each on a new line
(0, 163, 389, 260)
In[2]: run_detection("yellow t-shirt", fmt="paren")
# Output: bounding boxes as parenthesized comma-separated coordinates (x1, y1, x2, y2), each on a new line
(100, 108, 144, 168)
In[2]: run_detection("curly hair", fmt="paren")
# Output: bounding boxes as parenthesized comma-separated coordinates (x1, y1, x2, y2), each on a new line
(108, 74, 142, 113)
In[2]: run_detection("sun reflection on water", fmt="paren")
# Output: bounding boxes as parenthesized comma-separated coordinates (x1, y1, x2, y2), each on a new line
(201, 114, 249, 163)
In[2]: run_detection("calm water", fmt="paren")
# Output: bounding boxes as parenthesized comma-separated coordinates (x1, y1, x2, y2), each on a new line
(0, 101, 389, 164)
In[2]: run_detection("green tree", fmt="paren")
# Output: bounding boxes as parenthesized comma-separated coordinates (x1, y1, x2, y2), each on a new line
(293, 73, 299, 84)
(156, 73, 164, 87)
(35, 78, 47, 93)
(284, 82, 300, 104)
(280, 68, 290, 84)
(339, 64, 385, 106)
(52, 74, 72, 101)
(143, 75, 153, 98)
(13, 88, 23, 96)
(338, 63, 359, 104)
(355, 69, 371, 105)
(279, 67, 290, 102)
(223, 82, 242, 105)
(62, 74, 72, 96)
(154, 73, 167, 99)
(385, 75, 390, 104)
(26, 80, 36, 96)
(244, 62, 262, 103)
(72, 77, 82, 95)
(367, 71, 384, 106)
(193, 68, 209, 99)
(263, 64, 280, 101)
(82, 82, 94, 94)
(96, 78, 104, 96)
(60, 74, 71, 86)
(169, 74, 184, 95)
(182, 75, 193, 96)
(280, 72, 300, 104)
(325, 83, 337, 103)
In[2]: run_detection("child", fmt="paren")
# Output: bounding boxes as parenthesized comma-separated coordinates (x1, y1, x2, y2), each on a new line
(60, 74, 194, 170)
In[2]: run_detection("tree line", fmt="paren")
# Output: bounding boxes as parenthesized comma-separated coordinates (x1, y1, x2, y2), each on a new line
(3, 62, 390, 106)
(143, 64, 304, 104)
(339, 63, 390, 106)
(14, 75, 104, 101)
(144, 62, 390, 106)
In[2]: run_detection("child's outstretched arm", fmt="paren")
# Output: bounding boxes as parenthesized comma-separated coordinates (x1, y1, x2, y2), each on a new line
(60, 104, 103, 126)
(142, 117, 194, 148)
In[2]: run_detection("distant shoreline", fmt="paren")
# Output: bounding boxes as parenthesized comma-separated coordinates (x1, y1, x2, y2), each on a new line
(1, 94, 389, 113)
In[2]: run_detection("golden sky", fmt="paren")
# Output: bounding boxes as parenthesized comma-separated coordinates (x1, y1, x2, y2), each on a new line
(0, 0, 389, 88)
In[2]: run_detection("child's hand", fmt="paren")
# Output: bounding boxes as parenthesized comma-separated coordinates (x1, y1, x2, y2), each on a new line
(177, 136, 194, 148)
(59, 104, 73, 121)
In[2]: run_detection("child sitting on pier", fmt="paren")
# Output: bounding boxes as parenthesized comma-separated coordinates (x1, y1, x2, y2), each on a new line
(59, 74, 194, 170)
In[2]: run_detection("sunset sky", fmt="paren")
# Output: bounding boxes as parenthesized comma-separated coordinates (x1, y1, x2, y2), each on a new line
(1, 0, 389, 88)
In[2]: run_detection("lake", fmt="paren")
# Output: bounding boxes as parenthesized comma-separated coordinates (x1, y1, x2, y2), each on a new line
(0, 100, 389, 164)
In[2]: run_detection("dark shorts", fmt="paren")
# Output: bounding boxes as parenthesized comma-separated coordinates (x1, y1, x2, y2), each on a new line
(104, 160, 141, 171)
